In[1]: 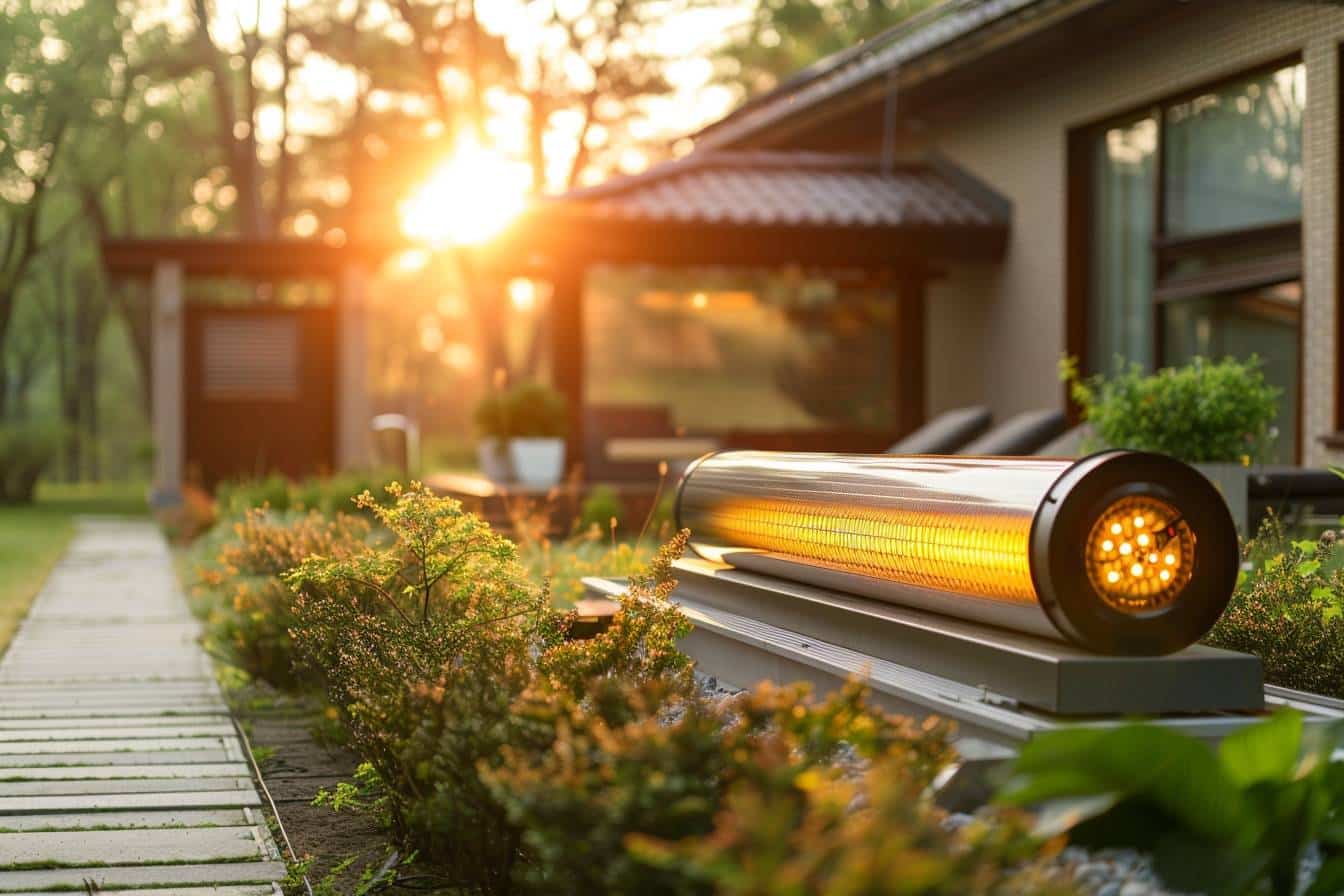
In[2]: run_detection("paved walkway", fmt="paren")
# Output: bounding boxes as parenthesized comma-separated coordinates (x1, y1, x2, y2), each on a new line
(0, 519, 285, 895)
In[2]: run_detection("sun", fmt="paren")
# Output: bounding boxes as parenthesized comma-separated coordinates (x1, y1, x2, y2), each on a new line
(399, 137, 532, 247)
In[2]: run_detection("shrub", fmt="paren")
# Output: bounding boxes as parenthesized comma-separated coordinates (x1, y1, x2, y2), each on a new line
(473, 391, 511, 442)
(999, 710, 1344, 896)
(1061, 355, 1279, 463)
(489, 677, 1059, 895)
(578, 484, 625, 532)
(198, 508, 371, 690)
(216, 471, 398, 520)
(519, 527, 655, 607)
(1203, 518, 1344, 696)
(284, 484, 691, 892)
(504, 382, 567, 439)
(0, 422, 60, 504)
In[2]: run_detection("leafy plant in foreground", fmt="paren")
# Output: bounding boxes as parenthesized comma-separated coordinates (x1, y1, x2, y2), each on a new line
(999, 710, 1344, 896)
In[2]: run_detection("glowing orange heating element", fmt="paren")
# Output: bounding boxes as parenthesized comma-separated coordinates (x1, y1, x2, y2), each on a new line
(703, 497, 1039, 604)
(1084, 495, 1195, 613)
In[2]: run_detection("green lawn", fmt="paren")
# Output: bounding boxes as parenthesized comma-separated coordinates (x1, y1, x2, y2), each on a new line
(0, 481, 148, 654)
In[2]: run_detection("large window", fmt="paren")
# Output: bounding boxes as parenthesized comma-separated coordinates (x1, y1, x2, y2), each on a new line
(1078, 61, 1305, 462)
(584, 266, 901, 433)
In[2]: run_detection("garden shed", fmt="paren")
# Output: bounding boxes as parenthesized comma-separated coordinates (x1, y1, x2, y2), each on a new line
(99, 238, 393, 503)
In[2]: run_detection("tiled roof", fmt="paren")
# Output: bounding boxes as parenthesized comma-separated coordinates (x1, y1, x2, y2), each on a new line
(554, 151, 1008, 230)
(692, 0, 1053, 151)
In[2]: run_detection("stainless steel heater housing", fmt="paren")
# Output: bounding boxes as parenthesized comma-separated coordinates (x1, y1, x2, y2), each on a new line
(675, 450, 1239, 656)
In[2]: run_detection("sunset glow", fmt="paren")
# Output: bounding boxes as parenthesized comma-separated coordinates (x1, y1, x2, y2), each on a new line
(399, 137, 532, 247)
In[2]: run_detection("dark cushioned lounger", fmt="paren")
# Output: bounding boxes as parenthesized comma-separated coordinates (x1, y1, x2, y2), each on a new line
(885, 406, 992, 455)
(958, 408, 1067, 456)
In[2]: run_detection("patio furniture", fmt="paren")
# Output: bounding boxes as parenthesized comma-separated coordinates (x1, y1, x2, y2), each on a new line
(884, 405, 991, 455)
(958, 408, 1067, 456)
(1034, 423, 1093, 457)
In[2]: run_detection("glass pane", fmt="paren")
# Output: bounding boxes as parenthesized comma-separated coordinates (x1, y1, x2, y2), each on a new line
(1163, 64, 1305, 236)
(584, 267, 899, 432)
(1089, 116, 1157, 374)
(1160, 281, 1301, 462)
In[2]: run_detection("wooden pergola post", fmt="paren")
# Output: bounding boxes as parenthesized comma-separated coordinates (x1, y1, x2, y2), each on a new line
(337, 262, 372, 471)
(150, 260, 184, 506)
(548, 263, 587, 473)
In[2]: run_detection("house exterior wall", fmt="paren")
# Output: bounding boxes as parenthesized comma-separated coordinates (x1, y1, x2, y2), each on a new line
(913, 0, 1342, 465)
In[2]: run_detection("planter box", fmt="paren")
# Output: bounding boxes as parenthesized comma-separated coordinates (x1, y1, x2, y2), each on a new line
(510, 437, 566, 488)
(1194, 462, 1250, 536)
(477, 439, 514, 483)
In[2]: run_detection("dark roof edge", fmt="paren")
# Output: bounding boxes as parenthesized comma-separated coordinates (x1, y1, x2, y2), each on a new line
(926, 151, 1012, 222)
(692, 0, 1099, 151)
(550, 151, 917, 204)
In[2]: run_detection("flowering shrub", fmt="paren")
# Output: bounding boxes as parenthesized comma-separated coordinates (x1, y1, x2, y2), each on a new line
(197, 508, 371, 690)
(518, 525, 656, 607)
(1204, 519, 1344, 696)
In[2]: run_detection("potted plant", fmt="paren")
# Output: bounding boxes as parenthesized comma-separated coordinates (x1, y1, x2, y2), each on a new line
(504, 382, 568, 488)
(1061, 355, 1280, 533)
(473, 391, 514, 482)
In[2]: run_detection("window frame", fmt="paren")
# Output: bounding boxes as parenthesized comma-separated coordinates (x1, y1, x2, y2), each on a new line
(1066, 54, 1305, 460)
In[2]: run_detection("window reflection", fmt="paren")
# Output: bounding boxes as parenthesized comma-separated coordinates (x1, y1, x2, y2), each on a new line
(1164, 63, 1305, 235)
(584, 267, 899, 431)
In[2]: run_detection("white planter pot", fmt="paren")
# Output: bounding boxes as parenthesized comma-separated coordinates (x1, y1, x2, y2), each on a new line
(477, 439, 514, 483)
(1194, 462, 1250, 536)
(510, 437, 566, 488)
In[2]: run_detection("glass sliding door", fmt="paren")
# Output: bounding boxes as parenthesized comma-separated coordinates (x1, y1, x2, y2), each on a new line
(1088, 116, 1157, 374)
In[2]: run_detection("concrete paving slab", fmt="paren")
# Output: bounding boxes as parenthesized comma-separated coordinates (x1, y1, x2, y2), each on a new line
(0, 724, 236, 742)
(0, 860, 288, 891)
(0, 788, 261, 814)
(0, 808, 252, 831)
(1, 825, 265, 866)
(0, 705, 227, 720)
(0, 763, 251, 780)
(0, 778, 255, 797)
(0, 736, 229, 754)
(0, 888, 277, 896)
(0, 714, 229, 730)
(0, 749, 232, 767)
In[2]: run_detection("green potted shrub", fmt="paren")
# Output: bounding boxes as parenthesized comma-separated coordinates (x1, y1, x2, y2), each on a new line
(1062, 355, 1280, 532)
(473, 391, 514, 482)
(505, 382, 568, 488)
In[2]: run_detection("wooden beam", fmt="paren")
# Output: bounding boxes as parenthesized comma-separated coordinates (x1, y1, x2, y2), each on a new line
(549, 264, 587, 474)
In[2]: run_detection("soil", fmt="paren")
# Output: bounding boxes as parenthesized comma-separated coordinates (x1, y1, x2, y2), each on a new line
(231, 686, 395, 894)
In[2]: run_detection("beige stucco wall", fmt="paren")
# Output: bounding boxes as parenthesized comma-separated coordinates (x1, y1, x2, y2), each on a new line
(918, 0, 1343, 465)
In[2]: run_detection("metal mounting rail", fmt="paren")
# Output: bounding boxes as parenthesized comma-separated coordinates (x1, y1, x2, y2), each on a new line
(584, 572, 1344, 750)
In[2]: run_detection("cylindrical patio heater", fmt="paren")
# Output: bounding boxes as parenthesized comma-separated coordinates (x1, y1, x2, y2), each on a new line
(675, 450, 1238, 656)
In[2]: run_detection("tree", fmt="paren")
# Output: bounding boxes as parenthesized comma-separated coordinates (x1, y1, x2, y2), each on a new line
(716, 0, 944, 97)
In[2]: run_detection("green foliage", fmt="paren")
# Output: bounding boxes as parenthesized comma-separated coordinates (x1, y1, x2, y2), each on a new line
(578, 484, 625, 531)
(1204, 519, 1344, 696)
(519, 526, 654, 607)
(196, 508, 372, 691)
(999, 711, 1344, 896)
(716, 0, 944, 96)
(0, 423, 60, 504)
(216, 471, 399, 520)
(506, 382, 569, 439)
(285, 485, 693, 892)
(473, 392, 512, 441)
(489, 677, 1059, 895)
(1061, 355, 1280, 463)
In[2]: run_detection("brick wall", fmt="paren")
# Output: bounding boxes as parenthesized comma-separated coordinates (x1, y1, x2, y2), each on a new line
(917, 0, 1344, 466)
